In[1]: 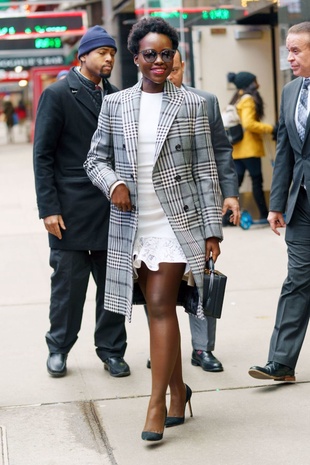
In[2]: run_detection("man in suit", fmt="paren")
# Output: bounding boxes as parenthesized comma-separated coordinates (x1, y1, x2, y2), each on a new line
(166, 49, 240, 372)
(249, 21, 310, 382)
(33, 26, 130, 378)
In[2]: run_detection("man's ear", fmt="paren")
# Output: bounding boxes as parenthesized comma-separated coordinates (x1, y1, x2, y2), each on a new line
(133, 55, 138, 66)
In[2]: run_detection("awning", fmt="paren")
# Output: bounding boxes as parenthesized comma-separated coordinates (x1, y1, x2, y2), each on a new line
(236, 5, 278, 26)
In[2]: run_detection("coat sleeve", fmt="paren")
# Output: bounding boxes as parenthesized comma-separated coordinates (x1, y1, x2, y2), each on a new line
(269, 88, 295, 212)
(84, 98, 120, 200)
(33, 86, 64, 219)
(206, 94, 239, 199)
(239, 96, 273, 134)
(191, 98, 223, 240)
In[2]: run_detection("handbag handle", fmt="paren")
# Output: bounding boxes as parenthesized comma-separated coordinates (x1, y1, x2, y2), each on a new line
(205, 257, 216, 307)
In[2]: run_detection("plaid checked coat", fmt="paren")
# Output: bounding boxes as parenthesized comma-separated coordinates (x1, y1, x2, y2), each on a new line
(85, 79, 223, 321)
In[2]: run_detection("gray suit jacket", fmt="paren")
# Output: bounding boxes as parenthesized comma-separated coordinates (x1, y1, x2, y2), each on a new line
(184, 85, 238, 199)
(85, 79, 223, 321)
(270, 77, 310, 222)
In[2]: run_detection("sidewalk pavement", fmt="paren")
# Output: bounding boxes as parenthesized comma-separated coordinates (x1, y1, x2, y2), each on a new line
(1, 141, 310, 465)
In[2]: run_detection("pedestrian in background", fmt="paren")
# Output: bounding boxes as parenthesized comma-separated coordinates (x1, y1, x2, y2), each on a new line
(84, 17, 223, 442)
(33, 25, 130, 379)
(225, 71, 276, 224)
(56, 70, 69, 81)
(15, 99, 27, 123)
(249, 21, 310, 382)
(3, 98, 15, 143)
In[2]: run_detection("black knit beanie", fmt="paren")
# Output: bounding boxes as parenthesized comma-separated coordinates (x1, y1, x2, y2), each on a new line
(228, 71, 256, 90)
(78, 25, 117, 58)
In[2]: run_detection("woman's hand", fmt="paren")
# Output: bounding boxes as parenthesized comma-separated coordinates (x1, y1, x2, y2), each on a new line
(205, 237, 221, 262)
(111, 184, 132, 212)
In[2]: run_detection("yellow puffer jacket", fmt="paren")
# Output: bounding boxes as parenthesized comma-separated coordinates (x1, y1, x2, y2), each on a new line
(232, 94, 273, 160)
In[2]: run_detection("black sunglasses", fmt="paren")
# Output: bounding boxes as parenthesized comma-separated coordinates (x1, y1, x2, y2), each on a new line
(137, 49, 176, 63)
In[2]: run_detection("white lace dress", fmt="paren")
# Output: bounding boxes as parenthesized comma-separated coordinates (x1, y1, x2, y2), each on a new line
(133, 91, 189, 274)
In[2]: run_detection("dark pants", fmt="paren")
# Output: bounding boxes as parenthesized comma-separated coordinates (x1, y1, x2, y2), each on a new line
(189, 313, 216, 351)
(234, 157, 268, 219)
(268, 187, 310, 369)
(46, 249, 127, 361)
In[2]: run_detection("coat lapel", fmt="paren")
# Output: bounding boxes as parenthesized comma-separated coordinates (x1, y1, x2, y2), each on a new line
(154, 81, 184, 163)
(121, 80, 184, 173)
(66, 71, 98, 118)
(122, 81, 142, 176)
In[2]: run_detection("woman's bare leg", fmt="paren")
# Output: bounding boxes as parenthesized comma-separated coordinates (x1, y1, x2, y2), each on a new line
(138, 261, 185, 434)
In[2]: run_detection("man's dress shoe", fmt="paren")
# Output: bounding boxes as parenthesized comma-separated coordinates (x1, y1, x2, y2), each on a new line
(47, 353, 67, 377)
(191, 350, 223, 372)
(248, 361, 295, 381)
(104, 357, 130, 377)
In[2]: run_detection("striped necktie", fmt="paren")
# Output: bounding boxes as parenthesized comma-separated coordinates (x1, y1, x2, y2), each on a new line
(297, 78, 310, 142)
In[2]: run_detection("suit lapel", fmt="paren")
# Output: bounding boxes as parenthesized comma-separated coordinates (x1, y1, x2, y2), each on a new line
(293, 77, 310, 146)
(289, 78, 303, 145)
(304, 88, 310, 143)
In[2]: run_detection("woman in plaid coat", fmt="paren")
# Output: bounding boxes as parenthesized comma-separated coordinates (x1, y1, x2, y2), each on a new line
(85, 17, 223, 442)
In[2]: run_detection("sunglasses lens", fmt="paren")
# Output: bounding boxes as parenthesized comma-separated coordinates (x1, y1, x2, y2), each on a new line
(140, 49, 175, 63)
(142, 51, 157, 63)
(162, 50, 175, 62)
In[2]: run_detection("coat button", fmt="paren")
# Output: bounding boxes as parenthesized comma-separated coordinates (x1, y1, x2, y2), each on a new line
(175, 144, 181, 151)
(123, 144, 126, 149)
(131, 205, 136, 212)
(175, 175, 181, 182)
(184, 205, 189, 212)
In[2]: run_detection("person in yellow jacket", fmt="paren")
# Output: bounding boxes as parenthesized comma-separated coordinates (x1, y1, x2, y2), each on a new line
(226, 71, 277, 223)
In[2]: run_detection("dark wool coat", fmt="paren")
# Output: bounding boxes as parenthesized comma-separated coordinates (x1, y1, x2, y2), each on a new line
(85, 79, 223, 321)
(33, 68, 118, 250)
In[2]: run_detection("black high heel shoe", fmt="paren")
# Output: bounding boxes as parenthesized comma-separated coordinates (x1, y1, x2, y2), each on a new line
(141, 408, 167, 441)
(165, 384, 193, 428)
(141, 430, 163, 441)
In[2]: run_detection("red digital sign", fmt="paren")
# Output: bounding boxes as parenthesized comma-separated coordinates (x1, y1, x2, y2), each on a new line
(0, 11, 87, 40)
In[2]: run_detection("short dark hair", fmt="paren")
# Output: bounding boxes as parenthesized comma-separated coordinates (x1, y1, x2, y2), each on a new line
(127, 17, 179, 55)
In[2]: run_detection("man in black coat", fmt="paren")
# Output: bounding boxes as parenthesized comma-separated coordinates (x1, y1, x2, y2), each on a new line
(33, 25, 130, 378)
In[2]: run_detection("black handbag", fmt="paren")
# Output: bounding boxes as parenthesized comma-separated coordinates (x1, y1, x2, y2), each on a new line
(134, 259, 227, 319)
(203, 258, 227, 318)
(225, 123, 243, 145)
